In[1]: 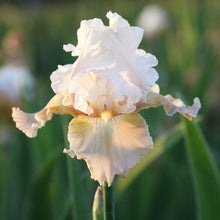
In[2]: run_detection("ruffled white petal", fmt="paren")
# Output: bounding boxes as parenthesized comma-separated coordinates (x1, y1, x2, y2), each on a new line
(65, 112, 153, 186)
(107, 11, 144, 53)
(107, 11, 130, 30)
(72, 18, 116, 75)
(12, 107, 48, 138)
(51, 12, 199, 121)
(77, 18, 106, 52)
(135, 49, 158, 67)
(74, 93, 94, 115)
(140, 92, 201, 120)
(12, 94, 77, 138)
(135, 49, 159, 89)
(53, 12, 160, 115)
(86, 78, 123, 115)
(164, 95, 201, 119)
(50, 64, 73, 96)
(72, 40, 116, 79)
(63, 44, 81, 56)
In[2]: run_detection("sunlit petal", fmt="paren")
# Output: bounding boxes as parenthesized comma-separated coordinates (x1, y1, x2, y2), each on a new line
(107, 11, 144, 53)
(63, 43, 81, 56)
(65, 111, 153, 186)
(12, 107, 47, 138)
(165, 95, 201, 120)
(50, 64, 73, 96)
(12, 94, 77, 137)
(140, 92, 201, 120)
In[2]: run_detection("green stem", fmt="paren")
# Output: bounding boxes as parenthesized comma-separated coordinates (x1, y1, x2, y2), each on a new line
(66, 157, 88, 220)
(93, 186, 104, 220)
(62, 116, 89, 220)
(102, 182, 115, 220)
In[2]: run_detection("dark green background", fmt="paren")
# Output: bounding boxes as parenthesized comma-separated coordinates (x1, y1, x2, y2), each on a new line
(0, 0, 219, 219)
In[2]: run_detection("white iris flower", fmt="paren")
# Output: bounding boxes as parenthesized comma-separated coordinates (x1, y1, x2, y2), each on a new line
(12, 12, 201, 186)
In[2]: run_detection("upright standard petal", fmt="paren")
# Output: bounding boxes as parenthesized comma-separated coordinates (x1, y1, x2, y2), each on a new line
(107, 11, 130, 30)
(65, 111, 153, 186)
(12, 94, 77, 138)
(135, 49, 159, 90)
(56, 12, 159, 115)
(50, 64, 73, 96)
(71, 18, 116, 76)
(107, 11, 144, 53)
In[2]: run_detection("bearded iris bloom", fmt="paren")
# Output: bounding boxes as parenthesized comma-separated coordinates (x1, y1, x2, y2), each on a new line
(12, 12, 201, 186)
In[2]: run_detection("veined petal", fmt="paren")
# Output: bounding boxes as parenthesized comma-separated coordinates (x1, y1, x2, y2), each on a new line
(65, 111, 153, 186)
(139, 92, 201, 120)
(12, 94, 77, 138)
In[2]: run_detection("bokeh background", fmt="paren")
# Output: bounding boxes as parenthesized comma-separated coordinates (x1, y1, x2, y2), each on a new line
(0, 0, 220, 219)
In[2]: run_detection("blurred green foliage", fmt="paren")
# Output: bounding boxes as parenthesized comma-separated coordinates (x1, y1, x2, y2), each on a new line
(184, 119, 220, 220)
(0, 0, 220, 219)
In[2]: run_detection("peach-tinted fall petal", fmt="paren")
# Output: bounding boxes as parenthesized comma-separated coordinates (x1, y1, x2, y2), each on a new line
(64, 111, 153, 186)
(12, 94, 77, 137)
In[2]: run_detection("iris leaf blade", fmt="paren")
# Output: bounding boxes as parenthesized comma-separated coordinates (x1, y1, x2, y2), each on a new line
(184, 119, 220, 220)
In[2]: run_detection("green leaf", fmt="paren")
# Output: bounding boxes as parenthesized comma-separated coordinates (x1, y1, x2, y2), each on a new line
(62, 116, 90, 220)
(66, 157, 91, 220)
(23, 149, 60, 220)
(102, 183, 115, 220)
(116, 122, 184, 196)
(0, 143, 4, 220)
(184, 119, 220, 220)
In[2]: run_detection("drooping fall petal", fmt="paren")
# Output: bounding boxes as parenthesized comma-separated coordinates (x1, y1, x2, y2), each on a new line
(12, 94, 77, 138)
(140, 92, 201, 120)
(64, 111, 153, 186)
